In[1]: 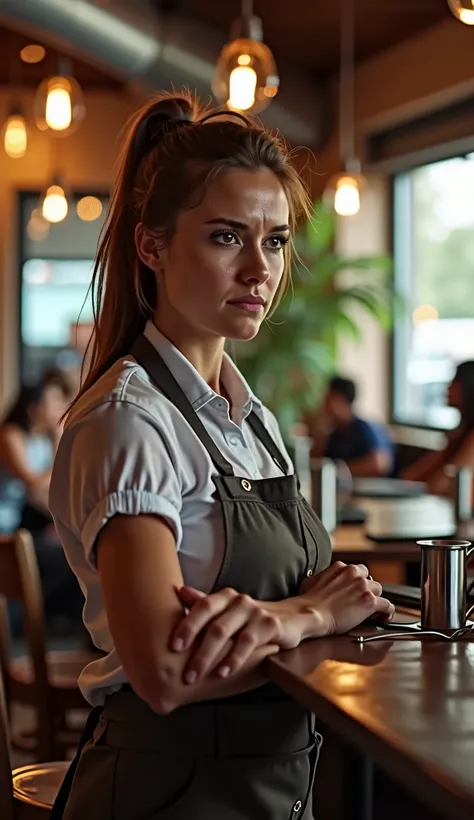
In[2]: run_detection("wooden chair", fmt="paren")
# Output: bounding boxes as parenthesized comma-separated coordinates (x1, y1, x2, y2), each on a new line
(0, 654, 68, 819)
(0, 530, 98, 761)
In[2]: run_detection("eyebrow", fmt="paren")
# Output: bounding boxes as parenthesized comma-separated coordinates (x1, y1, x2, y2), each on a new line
(204, 218, 290, 232)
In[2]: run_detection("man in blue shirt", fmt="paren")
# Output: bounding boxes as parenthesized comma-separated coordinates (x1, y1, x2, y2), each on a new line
(319, 376, 394, 477)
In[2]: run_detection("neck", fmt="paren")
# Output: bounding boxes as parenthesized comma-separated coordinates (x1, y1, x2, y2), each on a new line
(153, 310, 226, 394)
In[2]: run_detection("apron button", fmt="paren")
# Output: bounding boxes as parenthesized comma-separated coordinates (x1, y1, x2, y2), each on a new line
(241, 479, 252, 491)
(293, 800, 302, 813)
(306, 569, 313, 577)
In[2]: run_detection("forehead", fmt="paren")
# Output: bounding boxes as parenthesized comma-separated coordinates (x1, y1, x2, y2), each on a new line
(190, 167, 290, 225)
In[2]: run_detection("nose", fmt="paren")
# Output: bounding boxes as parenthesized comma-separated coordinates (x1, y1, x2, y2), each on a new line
(240, 243, 270, 285)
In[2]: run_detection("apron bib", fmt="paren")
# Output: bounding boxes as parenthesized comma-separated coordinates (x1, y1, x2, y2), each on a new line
(51, 335, 332, 820)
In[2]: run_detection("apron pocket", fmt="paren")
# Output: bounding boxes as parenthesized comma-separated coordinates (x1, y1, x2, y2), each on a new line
(113, 750, 198, 820)
(188, 737, 322, 820)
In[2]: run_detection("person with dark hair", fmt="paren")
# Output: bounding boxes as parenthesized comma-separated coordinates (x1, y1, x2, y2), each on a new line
(48, 92, 393, 820)
(402, 361, 474, 494)
(0, 374, 68, 533)
(312, 376, 394, 477)
(0, 371, 84, 632)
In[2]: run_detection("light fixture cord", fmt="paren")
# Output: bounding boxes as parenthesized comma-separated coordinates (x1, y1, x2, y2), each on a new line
(242, 0, 254, 17)
(339, 0, 355, 166)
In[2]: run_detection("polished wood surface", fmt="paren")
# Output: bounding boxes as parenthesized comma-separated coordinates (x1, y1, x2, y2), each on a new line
(332, 524, 420, 562)
(267, 619, 474, 820)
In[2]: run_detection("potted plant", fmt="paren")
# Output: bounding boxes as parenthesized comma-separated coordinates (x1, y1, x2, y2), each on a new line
(235, 200, 393, 436)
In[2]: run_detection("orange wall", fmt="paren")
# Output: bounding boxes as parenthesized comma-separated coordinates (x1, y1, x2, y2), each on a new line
(0, 89, 135, 405)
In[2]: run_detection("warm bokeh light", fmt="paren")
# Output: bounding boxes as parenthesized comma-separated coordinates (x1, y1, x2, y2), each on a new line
(35, 75, 85, 135)
(3, 114, 27, 159)
(46, 86, 72, 131)
(42, 185, 68, 223)
(447, 0, 474, 25)
(413, 304, 439, 324)
(334, 176, 361, 217)
(76, 196, 103, 222)
(20, 44, 46, 63)
(27, 209, 50, 242)
(229, 64, 257, 110)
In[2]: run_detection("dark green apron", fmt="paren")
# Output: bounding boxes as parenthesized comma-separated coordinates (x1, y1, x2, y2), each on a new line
(51, 335, 332, 820)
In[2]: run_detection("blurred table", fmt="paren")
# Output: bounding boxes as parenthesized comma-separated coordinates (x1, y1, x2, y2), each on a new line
(267, 615, 474, 820)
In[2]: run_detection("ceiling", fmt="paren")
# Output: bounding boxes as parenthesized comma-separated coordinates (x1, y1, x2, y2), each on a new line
(0, 0, 451, 91)
(186, 0, 450, 77)
(0, 26, 123, 91)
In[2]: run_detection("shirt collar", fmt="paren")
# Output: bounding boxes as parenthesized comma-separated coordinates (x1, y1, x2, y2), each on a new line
(143, 321, 262, 420)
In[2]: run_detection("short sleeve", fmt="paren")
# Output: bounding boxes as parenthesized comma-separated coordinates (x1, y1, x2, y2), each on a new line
(360, 421, 392, 452)
(49, 400, 183, 568)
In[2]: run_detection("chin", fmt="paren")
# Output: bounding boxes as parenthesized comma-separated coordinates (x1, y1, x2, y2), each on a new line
(224, 318, 262, 342)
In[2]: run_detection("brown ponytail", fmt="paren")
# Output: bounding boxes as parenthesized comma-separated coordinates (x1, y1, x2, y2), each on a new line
(69, 90, 310, 415)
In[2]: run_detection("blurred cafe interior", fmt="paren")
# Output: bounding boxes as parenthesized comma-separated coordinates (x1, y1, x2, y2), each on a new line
(1, 1, 474, 819)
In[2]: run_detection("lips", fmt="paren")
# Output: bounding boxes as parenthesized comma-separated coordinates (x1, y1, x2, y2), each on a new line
(227, 295, 265, 313)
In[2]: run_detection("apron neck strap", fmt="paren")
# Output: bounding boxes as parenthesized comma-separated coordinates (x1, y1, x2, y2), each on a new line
(131, 335, 234, 477)
(246, 412, 289, 476)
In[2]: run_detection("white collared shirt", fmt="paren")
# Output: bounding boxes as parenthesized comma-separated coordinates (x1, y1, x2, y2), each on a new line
(49, 321, 293, 704)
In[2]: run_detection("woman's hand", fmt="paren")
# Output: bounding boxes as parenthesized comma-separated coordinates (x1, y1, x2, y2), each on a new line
(170, 587, 281, 684)
(298, 561, 395, 636)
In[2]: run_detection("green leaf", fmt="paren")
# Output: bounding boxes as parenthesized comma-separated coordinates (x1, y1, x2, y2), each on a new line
(305, 200, 335, 254)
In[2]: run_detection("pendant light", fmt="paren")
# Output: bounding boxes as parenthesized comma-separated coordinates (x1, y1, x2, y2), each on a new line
(212, 0, 279, 114)
(42, 177, 69, 224)
(447, 1, 474, 24)
(3, 107, 28, 158)
(34, 59, 85, 136)
(324, 0, 366, 217)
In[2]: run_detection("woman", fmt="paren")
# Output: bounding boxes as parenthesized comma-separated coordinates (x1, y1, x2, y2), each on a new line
(0, 370, 84, 629)
(0, 371, 68, 534)
(402, 361, 474, 495)
(49, 93, 394, 820)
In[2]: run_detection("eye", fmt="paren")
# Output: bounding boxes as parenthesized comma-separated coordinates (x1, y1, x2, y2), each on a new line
(211, 229, 240, 246)
(264, 234, 290, 251)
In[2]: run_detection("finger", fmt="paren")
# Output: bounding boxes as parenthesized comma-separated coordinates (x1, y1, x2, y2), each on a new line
(367, 579, 383, 597)
(176, 586, 206, 608)
(373, 596, 396, 621)
(217, 609, 281, 677)
(183, 595, 256, 682)
(356, 564, 370, 578)
(170, 588, 238, 652)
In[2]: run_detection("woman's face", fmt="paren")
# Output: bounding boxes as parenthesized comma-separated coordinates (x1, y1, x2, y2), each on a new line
(30, 385, 68, 433)
(137, 167, 290, 342)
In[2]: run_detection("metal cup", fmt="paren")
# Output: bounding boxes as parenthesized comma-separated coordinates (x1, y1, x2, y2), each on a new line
(418, 539, 474, 632)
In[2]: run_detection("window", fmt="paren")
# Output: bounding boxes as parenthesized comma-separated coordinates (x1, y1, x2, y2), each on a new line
(19, 192, 108, 383)
(393, 154, 474, 429)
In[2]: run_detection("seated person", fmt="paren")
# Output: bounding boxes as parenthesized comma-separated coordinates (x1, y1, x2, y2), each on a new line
(402, 361, 474, 495)
(0, 369, 84, 632)
(309, 376, 394, 478)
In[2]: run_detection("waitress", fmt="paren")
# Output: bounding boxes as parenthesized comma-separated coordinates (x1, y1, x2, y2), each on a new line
(49, 93, 393, 820)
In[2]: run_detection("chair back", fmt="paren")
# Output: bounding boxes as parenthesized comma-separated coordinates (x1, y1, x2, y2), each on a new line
(0, 530, 53, 756)
(0, 656, 14, 820)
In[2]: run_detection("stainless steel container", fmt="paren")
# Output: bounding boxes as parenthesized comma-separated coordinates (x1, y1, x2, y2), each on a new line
(418, 539, 474, 631)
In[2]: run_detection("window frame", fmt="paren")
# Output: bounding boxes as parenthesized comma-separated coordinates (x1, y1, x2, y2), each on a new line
(390, 152, 474, 432)
(17, 189, 108, 382)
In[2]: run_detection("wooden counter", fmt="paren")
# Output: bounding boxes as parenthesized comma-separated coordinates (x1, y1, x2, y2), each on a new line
(267, 622, 474, 820)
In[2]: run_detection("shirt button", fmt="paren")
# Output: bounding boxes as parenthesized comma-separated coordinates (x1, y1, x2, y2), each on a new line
(306, 569, 313, 577)
(292, 800, 302, 813)
(229, 436, 240, 447)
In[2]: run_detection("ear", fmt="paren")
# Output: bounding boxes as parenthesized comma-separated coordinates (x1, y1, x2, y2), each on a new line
(135, 223, 164, 273)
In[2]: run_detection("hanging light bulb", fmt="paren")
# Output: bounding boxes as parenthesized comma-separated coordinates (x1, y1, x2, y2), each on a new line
(3, 109, 28, 159)
(42, 180, 68, 224)
(324, 0, 367, 217)
(76, 196, 103, 222)
(212, 0, 279, 113)
(447, 0, 474, 24)
(34, 69, 85, 136)
(333, 176, 361, 217)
